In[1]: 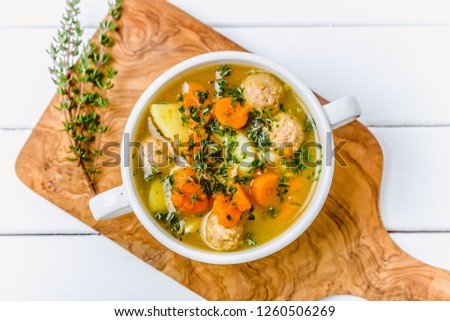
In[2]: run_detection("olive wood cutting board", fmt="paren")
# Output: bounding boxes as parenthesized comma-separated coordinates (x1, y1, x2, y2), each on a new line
(15, 0, 450, 300)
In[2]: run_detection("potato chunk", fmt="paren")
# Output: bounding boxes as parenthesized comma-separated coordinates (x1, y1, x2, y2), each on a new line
(150, 103, 191, 142)
(148, 179, 167, 214)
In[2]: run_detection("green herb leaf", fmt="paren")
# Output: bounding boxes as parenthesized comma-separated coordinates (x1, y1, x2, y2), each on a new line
(268, 207, 277, 218)
(48, 0, 122, 195)
(276, 175, 290, 203)
(228, 86, 246, 105)
(245, 233, 257, 246)
(216, 64, 232, 78)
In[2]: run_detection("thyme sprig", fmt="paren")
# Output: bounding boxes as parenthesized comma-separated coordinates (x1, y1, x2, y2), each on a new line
(48, 0, 122, 194)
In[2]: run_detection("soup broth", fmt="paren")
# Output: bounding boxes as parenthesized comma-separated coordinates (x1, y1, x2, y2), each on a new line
(132, 64, 321, 251)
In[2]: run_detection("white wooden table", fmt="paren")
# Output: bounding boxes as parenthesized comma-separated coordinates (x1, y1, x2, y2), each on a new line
(1, 0, 449, 300)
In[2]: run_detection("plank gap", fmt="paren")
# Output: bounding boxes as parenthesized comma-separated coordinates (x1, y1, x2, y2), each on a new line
(0, 127, 33, 131)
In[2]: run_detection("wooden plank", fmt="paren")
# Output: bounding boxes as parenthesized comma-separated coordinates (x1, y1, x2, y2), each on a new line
(4, 128, 450, 233)
(2, 27, 450, 128)
(0, 235, 203, 300)
(215, 26, 450, 126)
(170, 0, 450, 26)
(1, 0, 449, 27)
(0, 0, 108, 27)
(0, 233, 447, 299)
(0, 28, 96, 129)
(372, 128, 450, 231)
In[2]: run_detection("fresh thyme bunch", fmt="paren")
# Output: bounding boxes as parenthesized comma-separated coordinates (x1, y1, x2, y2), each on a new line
(48, 0, 123, 194)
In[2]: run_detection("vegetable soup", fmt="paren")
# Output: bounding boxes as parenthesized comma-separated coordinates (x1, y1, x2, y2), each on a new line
(132, 64, 322, 251)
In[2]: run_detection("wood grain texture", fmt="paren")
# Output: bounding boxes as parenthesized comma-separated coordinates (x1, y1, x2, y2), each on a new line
(15, 0, 450, 300)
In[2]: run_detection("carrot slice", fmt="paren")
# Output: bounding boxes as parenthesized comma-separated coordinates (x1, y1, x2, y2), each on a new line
(213, 97, 250, 129)
(212, 193, 242, 228)
(185, 82, 206, 95)
(183, 83, 208, 106)
(250, 172, 279, 207)
(170, 167, 211, 216)
(278, 175, 304, 220)
(230, 184, 252, 212)
(183, 92, 200, 107)
(212, 185, 252, 228)
(182, 82, 212, 127)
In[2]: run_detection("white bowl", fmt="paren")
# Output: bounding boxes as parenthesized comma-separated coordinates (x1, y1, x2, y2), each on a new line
(89, 51, 361, 264)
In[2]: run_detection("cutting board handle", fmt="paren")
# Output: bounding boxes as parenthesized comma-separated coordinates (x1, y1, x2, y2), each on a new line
(89, 185, 132, 220)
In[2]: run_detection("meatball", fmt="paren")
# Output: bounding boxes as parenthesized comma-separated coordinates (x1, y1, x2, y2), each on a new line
(202, 213, 244, 251)
(242, 73, 284, 113)
(269, 112, 303, 156)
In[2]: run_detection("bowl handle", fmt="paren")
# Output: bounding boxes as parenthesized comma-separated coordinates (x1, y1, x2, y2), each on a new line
(89, 185, 132, 221)
(322, 96, 361, 130)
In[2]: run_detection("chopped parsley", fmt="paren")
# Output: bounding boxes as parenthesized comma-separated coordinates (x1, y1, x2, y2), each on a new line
(246, 109, 272, 149)
(215, 65, 232, 97)
(228, 86, 246, 105)
(262, 108, 278, 122)
(276, 175, 289, 203)
(247, 206, 255, 220)
(163, 173, 175, 185)
(245, 233, 257, 246)
(224, 139, 238, 163)
(196, 90, 209, 104)
(304, 118, 315, 132)
(189, 192, 199, 204)
(154, 212, 184, 239)
(282, 142, 322, 173)
(248, 157, 266, 173)
(192, 137, 222, 171)
(200, 176, 226, 198)
(307, 168, 322, 182)
(216, 79, 228, 97)
(188, 139, 196, 151)
(216, 64, 232, 78)
(144, 165, 161, 181)
(180, 113, 189, 126)
(217, 164, 228, 177)
(205, 118, 235, 137)
(202, 104, 212, 115)
(227, 185, 237, 198)
(188, 106, 201, 123)
(233, 175, 252, 185)
(268, 207, 277, 218)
